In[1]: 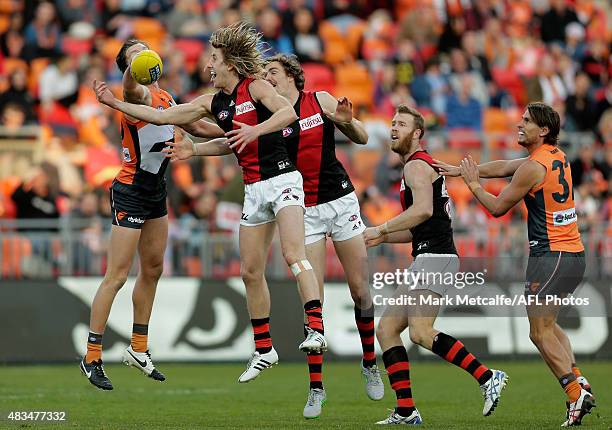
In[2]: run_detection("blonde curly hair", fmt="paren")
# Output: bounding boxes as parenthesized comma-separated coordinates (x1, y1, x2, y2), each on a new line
(210, 21, 266, 78)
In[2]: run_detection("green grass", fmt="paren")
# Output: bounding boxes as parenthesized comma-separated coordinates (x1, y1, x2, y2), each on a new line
(0, 361, 610, 429)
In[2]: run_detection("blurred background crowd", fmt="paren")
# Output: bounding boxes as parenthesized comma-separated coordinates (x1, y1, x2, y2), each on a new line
(0, 0, 611, 278)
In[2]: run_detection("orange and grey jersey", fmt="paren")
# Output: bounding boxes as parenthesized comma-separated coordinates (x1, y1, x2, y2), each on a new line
(115, 87, 175, 194)
(524, 144, 584, 255)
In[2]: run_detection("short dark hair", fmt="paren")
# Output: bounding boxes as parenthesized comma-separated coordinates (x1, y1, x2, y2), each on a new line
(116, 39, 149, 73)
(396, 104, 425, 139)
(527, 102, 560, 145)
(265, 54, 305, 90)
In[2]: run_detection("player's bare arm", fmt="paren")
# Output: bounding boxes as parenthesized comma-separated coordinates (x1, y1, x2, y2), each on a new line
(316, 92, 368, 145)
(122, 67, 151, 106)
(363, 161, 434, 247)
(181, 118, 225, 138)
(226, 79, 298, 152)
(460, 155, 544, 217)
(163, 133, 231, 161)
(435, 157, 529, 178)
(95, 79, 212, 126)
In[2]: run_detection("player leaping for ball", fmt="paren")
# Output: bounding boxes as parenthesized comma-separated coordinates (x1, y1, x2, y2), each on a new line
(363, 105, 508, 425)
(437, 102, 594, 427)
(94, 22, 327, 383)
(260, 54, 383, 419)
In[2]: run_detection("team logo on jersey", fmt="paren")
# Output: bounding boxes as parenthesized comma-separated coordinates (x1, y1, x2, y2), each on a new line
(218, 110, 229, 120)
(349, 214, 358, 222)
(156, 105, 164, 111)
(282, 188, 292, 194)
(282, 127, 293, 137)
(117, 211, 127, 220)
(278, 160, 291, 170)
(235, 101, 255, 116)
(553, 208, 577, 226)
(122, 147, 131, 161)
(299, 113, 324, 131)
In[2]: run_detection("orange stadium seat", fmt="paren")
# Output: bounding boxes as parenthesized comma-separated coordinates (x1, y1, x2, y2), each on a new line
(319, 20, 351, 64)
(133, 17, 166, 44)
(101, 38, 124, 61)
(334, 62, 373, 109)
(3, 57, 27, 75)
(302, 62, 335, 93)
(346, 21, 366, 58)
(351, 149, 381, 186)
(27, 57, 49, 96)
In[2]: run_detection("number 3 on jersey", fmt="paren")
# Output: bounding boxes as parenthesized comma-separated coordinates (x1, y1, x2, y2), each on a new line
(551, 156, 570, 203)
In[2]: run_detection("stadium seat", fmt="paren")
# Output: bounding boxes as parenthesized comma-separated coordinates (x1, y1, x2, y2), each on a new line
(447, 128, 482, 149)
(319, 20, 351, 64)
(351, 149, 381, 186)
(302, 62, 335, 93)
(100, 38, 124, 62)
(173, 39, 204, 74)
(346, 21, 366, 58)
(27, 57, 50, 97)
(492, 68, 527, 107)
(132, 17, 166, 43)
(334, 62, 374, 109)
(2, 57, 27, 77)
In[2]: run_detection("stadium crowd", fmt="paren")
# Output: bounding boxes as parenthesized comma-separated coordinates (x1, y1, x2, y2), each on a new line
(0, 0, 611, 271)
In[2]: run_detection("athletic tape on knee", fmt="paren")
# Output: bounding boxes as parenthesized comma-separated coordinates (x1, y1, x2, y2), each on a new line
(290, 260, 313, 276)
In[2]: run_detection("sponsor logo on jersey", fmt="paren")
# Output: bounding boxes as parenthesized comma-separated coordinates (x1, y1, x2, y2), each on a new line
(553, 208, 577, 226)
(292, 194, 299, 200)
(282, 188, 292, 194)
(128, 216, 145, 224)
(229, 100, 235, 106)
(122, 147, 131, 161)
(341, 180, 348, 189)
(241, 213, 249, 221)
(400, 179, 406, 191)
(349, 214, 358, 222)
(218, 110, 229, 120)
(235, 101, 255, 116)
(299, 113, 324, 131)
(283, 195, 291, 201)
(282, 127, 293, 137)
(278, 160, 291, 170)
(529, 240, 539, 247)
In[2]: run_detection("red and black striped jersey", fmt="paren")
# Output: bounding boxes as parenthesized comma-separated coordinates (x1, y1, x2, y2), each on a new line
(400, 150, 456, 257)
(211, 77, 296, 184)
(283, 91, 354, 206)
(115, 87, 174, 194)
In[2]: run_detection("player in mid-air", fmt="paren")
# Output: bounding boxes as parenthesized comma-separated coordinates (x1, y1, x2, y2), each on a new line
(94, 22, 327, 383)
(262, 54, 383, 418)
(440, 102, 594, 426)
(363, 105, 507, 425)
(80, 40, 208, 389)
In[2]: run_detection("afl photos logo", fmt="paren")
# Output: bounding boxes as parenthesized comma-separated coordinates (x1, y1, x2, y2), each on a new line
(218, 110, 229, 120)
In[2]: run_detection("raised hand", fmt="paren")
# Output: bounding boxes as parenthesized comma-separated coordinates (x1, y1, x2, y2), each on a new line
(162, 137, 194, 162)
(324, 97, 353, 124)
(225, 120, 259, 153)
(93, 79, 116, 107)
(459, 155, 481, 190)
(433, 159, 461, 177)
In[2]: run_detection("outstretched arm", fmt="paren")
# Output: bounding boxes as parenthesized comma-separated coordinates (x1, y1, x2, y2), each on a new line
(316, 92, 368, 145)
(162, 133, 232, 161)
(460, 155, 543, 217)
(181, 119, 225, 138)
(95, 79, 211, 125)
(435, 157, 529, 178)
(225, 79, 298, 152)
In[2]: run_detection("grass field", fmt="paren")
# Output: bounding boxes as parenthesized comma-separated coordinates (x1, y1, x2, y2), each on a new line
(0, 361, 610, 429)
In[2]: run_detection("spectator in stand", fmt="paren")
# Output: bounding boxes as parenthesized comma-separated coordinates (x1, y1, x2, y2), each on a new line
(11, 165, 59, 224)
(257, 7, 294, 56)
(539, 0, 579, 45)
(0, 69, 37, 124)
(570, 143, 605, 188)
(39, 55, 78, 107)
(55, 0, 98, 30)
(23, 1, 62, 59)
(393, 38, 423, 87)
(527, 53, 567, 108)
(565, 72, 597, 132)
(164, 0, 207, 38)
(564, 22, 587, 63)
(482, 18, 513, 69)
(290, 7, 323, 63)
(448, 48, 488, 106)
(0, 13, 26, 60)
(581, 38, 610, 88)
(445, 74, 482, 130)
(437, 16, 466, 54)
(1, 103, 27, 135)
(411, 57, 448, 116)
(461, 30, 491, 82)
(598, 109, 612, 146)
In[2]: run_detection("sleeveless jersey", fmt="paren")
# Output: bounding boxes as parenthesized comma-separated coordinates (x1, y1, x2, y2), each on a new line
(115, 87, 174, 194)
(400, 151, 457, 257)
(283, 91, 354, 206)
(211, 77, 295, 184)
(524, 144, 584, 255)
